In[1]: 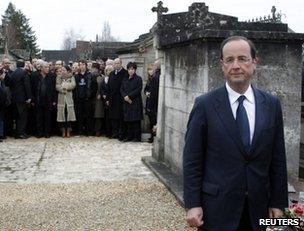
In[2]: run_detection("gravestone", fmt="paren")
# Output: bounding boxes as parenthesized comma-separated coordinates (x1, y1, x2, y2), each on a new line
(143, 2, 304, 202)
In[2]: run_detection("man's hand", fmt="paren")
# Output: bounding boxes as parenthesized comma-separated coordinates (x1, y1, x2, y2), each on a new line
(124, 95, 130, 102)
(186, 207, 204, 228)
(26, 99, 31, 104)
(268, 208, 284, 218)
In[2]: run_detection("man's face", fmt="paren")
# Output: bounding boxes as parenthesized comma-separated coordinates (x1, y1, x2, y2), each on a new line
(79, 62, 87, 72)
(221, 40, 257, 87)
(128, 67, 136, 76)
(2, 59, 11, 70)
(114, 59, 122, 70)
(55, 61, 62, 70)
(41, 65, 50, 75)
(72, 63, 79, 73)
(87, 62, 92, 71)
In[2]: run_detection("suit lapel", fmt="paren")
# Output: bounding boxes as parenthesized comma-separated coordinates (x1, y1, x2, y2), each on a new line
(213, 86, 247, 156)
(249, 87, 268, 156)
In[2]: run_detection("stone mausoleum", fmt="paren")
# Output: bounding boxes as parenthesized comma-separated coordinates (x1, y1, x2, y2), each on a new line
(143, 2, 304, 202)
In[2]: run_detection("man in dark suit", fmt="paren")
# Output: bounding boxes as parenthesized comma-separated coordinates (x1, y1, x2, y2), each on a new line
(31, 61, 56, 138)
(5, 59, 32, 139)
(108, 58, 128, 140)
(183, 36, 288, 231)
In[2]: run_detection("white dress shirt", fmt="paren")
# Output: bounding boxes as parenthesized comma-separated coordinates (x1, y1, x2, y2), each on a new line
(225, 82, 255, 144)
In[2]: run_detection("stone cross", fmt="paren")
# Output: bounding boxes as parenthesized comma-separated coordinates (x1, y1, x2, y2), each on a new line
(151, 1, 168, 21)
(271, 6, 276, 20)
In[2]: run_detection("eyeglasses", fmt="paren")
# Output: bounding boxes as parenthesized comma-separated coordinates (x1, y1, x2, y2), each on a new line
(222, 57, 252, 66)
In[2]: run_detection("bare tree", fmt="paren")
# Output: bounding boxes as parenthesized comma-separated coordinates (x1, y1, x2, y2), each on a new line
(61, 28, 84, 50)
(100, 21, 119, 42)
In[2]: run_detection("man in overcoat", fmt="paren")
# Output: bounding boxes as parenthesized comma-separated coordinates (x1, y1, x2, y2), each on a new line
(4, 59, 32, 139)
(120, 62, 143, 142)
(108, 58, 128, 140)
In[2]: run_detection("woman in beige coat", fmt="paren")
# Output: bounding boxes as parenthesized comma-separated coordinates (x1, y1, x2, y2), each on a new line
(56, 65, 76, 137)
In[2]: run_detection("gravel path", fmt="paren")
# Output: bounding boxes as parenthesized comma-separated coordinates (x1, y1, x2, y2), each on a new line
(0, 180, 195, 231)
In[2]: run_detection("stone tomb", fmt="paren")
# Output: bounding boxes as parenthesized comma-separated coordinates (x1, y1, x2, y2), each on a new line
(143, 2, 304, 202)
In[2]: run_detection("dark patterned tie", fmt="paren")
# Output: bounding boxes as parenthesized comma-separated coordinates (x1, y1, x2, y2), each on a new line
(236, 95, 250, 152)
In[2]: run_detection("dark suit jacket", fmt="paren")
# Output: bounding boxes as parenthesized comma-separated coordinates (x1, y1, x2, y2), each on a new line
(4, 68, 32, 103)
(31, 73, 56, 107)
(108, 68, 128, 120)
(120, 74, 143, 122)
(183, 86, 288, 231)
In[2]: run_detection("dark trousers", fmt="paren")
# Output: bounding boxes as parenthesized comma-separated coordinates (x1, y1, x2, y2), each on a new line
(16, 102, 28, 136)
(76, 98, 87, 134)
(104, 108, 112, 137)
(147, 110, 157, 137)
(236, 198, 254, 231)
(0, 113, 3, 137)
(36, 104, 52, 136)
(111, 118, 125, 138)
(4, 104, 14, 136)
(126, 120, 141, 140)
(76, 98, 95, 135)
(26, 105, 36, 136)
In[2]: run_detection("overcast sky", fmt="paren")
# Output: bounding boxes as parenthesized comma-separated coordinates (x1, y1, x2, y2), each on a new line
(0, 0, 303, 50)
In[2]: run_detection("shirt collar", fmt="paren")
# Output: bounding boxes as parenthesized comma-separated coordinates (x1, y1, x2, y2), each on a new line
(225, 82, 254, 104)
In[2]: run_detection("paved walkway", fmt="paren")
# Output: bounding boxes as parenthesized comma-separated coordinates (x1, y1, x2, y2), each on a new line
(0, 137, 195, 230)
(0, 137, 154, 183)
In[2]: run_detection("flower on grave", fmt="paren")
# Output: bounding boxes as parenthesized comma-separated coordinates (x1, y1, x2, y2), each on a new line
(284, 202, 304, 230)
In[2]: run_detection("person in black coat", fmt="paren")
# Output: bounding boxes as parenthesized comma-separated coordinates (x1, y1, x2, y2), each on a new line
(4, 59, 32, 139)
(108, 58, 128, 140)
(31, 61, 56, 138)
(73, 60, 93, 135)
(0, 75, 6, 141)
(1, 58, 14, 137)
(100, 65, 113, 137)
(144, 62, 160, 142)
(120, 62, 143, 142)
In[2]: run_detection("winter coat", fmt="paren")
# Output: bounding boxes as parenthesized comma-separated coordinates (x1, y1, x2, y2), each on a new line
(56, 75, 76, 122)
(94, 75, 105, 118)
(120, 74, 143, 121)
(108, 68, 128, 119)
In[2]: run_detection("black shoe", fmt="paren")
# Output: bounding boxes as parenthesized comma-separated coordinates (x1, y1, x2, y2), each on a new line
(45, 134, 50, 138)
(118, 136, 126, 141)
(132, 138, 141, 142)
(112, 134, 119, 139)
(15, 135, 28, 139)
(148, 137, 154, 143)
(122, 138, 132, 142)
(0, 136, 6, 140)
(0, 139, 3, 142)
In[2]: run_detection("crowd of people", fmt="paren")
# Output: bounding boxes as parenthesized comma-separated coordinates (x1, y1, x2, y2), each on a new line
(0, 57, 160, 143)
